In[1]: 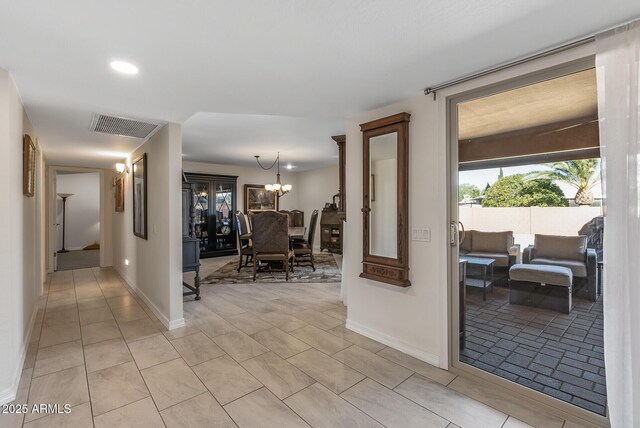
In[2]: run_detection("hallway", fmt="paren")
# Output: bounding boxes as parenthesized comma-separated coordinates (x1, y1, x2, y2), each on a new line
(0, 266, 571, 428)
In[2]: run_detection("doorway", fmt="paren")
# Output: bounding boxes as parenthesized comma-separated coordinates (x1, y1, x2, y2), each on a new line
(48, 166, 107, 272)
(449, 60, 607, 420)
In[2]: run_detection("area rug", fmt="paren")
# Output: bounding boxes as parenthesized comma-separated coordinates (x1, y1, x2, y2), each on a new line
(202, 253, 341, 284)
(56, 249, 100, 271)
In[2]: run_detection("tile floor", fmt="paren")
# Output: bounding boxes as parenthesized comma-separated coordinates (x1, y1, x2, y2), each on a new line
(0, 256, 594, 428)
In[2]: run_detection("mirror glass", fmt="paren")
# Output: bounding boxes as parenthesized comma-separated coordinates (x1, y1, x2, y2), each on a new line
(369, 132, 398, 259)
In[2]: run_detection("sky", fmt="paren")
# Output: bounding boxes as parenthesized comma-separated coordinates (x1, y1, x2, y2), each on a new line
(459, 163, 603, 199)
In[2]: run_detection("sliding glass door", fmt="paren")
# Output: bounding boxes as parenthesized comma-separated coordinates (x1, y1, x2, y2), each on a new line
(449, 59, 607, 420)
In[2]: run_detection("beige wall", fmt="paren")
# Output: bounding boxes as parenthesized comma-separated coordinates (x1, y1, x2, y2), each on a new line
(0, 69, 44, 403)
(55, 172, 101, 250)
(295, 165, 339, 249)
(113, 123, 184, 328)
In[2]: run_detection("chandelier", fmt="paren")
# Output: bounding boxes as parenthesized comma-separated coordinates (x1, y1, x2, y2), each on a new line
(254, 152, 292, 197)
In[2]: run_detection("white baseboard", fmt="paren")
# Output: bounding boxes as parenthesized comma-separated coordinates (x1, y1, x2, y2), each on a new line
(346, 318, 440, 367)
(114, 265, 185, 331)
(0, 303, 39, 405)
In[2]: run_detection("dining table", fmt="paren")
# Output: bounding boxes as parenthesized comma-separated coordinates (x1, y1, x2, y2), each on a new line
(240, 226, 307, 246)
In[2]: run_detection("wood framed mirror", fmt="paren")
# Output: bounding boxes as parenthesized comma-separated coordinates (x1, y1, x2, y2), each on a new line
(360, 112, 411, 287)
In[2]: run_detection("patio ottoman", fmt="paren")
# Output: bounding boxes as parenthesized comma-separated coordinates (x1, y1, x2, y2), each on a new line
(509, 264, 572, 314)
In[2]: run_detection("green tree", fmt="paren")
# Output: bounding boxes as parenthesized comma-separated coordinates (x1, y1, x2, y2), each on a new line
(482, 174, 567, 207)
(526, 159, 600, 205)
(458, 183, 481, 202)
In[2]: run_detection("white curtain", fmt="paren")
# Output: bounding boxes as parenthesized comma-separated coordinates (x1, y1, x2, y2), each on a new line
(596, 21, 640, 428)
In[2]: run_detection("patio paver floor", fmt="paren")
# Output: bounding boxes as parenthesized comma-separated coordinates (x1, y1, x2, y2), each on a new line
(461, 280, 606, 416)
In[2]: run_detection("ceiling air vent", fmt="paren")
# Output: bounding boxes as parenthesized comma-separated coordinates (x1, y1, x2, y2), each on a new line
(90, 114, 160, 139)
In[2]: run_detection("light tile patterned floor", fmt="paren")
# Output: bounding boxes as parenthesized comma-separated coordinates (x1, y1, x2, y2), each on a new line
(0, 257, 592, 428)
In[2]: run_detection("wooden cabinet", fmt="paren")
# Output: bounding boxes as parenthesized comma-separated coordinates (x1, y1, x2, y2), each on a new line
(320, 206, 343, 254)
(184, 173, 238, 258)
(182, 180, 201, 300)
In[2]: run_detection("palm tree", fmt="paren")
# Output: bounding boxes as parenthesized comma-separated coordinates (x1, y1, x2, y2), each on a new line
(526, 159, 600, 206)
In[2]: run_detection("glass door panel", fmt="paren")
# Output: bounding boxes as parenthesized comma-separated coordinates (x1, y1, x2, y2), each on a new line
(192, 181, 210, 253)
(214, 181, 235, 250)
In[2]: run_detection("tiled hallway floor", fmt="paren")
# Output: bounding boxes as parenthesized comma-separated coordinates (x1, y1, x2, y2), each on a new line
(0, 260, 591, 427)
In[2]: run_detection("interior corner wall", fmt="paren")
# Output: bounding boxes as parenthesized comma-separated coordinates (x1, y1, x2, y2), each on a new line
(112, 123, 184, 329)
(295, 165, 339, 249)
(182, 161, 299, 212)
(0, 69, 42, 404)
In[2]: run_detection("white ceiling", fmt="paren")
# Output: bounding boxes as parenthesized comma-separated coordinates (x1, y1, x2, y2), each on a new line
(182, 113, 343, 170)
(1, 1, 639, 169)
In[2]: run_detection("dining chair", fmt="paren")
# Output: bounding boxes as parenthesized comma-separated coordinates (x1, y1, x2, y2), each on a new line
(291, 210, 305, 227)
(278, 210, 292, 226)
(293, 209, 318, 271)
(251, 211, 295, 281)
(235, 211, 253, 272)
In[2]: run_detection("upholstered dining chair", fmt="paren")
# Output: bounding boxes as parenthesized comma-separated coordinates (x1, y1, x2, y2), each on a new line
(290, 210, 305, 227)
(293, 209, 318, 271)
(279, 210, 292, 226)
(250, 211, 295, 281)
(235, 211, 252, 272)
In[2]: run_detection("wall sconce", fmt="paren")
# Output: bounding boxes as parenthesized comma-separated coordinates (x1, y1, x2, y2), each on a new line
(115, 162, 129, 174)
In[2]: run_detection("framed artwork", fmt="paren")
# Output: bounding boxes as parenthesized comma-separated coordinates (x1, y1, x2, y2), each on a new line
(114, 176, 125, 212)
(132, 153, 148, 239)
(244, 184, 278, 212)
(23, 135, 36, 197)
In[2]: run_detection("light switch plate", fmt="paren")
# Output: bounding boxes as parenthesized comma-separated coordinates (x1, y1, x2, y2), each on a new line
(412, 228, 431, 242)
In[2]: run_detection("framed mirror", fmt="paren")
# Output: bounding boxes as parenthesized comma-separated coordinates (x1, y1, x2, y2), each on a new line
(360, 113, 411, 287)
(132, 153, 148, 239)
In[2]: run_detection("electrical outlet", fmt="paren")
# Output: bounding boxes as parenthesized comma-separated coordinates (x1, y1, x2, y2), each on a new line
(412, 228, 431, 242)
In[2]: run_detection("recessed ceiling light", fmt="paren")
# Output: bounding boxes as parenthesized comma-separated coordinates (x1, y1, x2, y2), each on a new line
(110, 61, 139, 75)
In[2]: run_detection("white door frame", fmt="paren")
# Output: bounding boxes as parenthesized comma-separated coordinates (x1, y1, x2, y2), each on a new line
(47, 165, 106, 272)
(446, 58, 608, 426)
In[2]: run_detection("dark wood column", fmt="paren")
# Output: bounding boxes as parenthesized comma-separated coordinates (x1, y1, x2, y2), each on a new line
(332, 134, 346, 221)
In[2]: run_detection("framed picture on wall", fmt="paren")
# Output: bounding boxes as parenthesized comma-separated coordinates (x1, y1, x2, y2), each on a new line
(132, 153, 147, 239)
(115, 176, 125, 212)
(244, 184, 278, 212)
(23, 134, 36, 197)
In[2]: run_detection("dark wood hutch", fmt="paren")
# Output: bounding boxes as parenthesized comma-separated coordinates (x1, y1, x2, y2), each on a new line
(183, 173, 238, 258)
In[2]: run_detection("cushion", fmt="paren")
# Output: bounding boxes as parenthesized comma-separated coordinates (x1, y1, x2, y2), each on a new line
(510, 264, 573, 287)
(460, 230, 473, 252)
(465, 252, 510, 267)
(534, 234, 586, 261)
(471, 231, 513, 254)
(530, 258, 587, 278)
(256, 250, 295, 261)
